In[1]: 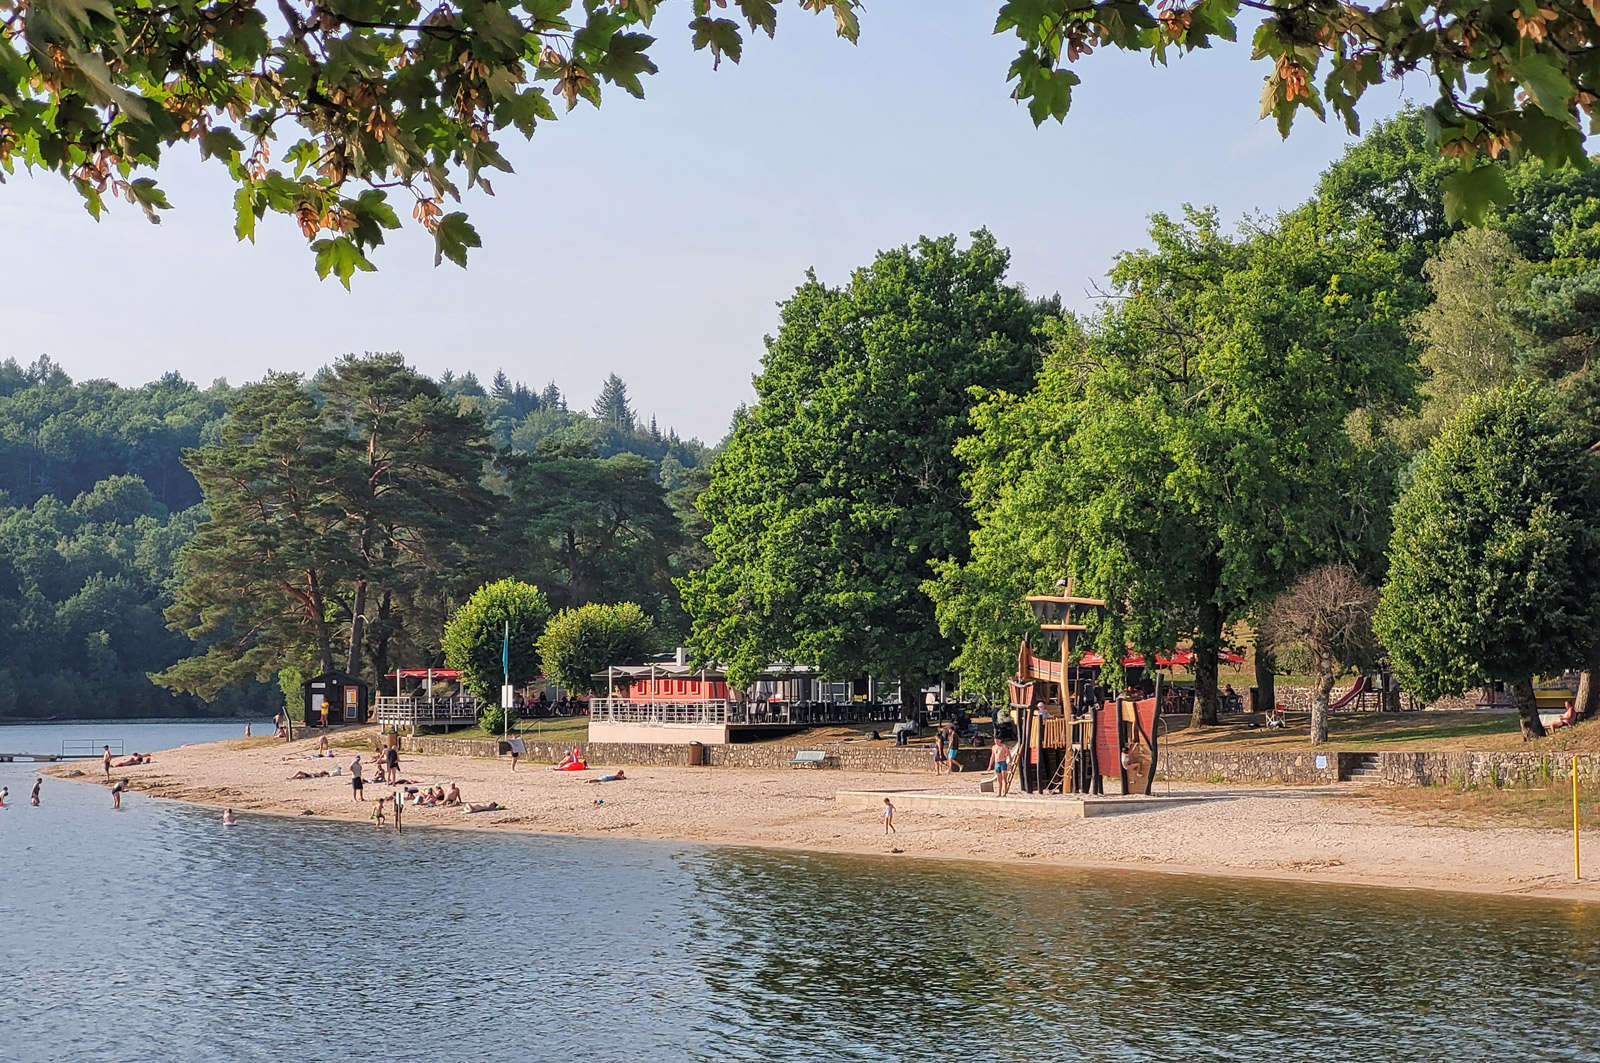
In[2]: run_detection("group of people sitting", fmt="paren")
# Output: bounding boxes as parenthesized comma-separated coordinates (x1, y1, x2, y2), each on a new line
(399, 782, 462, 807)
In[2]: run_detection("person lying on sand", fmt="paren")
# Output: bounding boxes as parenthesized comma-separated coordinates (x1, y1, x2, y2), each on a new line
(460, 802, 502, 814)
(584, 770, 627, 784)
(113, 754, 151, 767)
(289, 770, 331, 779)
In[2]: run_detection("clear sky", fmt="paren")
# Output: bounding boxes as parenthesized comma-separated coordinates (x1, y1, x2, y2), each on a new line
(1, 1, 1409, 441)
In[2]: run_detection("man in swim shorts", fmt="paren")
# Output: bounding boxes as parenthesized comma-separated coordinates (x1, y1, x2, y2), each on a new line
(102, 745, 112, 781)
(350, 756, 364, 801)
(384, 744, 400, 784)
(989, 737, 1011, 797)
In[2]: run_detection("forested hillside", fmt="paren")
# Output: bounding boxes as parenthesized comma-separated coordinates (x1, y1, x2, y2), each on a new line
(0, 356, 713, 720)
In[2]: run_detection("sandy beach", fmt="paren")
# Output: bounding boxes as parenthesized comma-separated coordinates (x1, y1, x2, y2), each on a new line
(46, 732, 1600, 904)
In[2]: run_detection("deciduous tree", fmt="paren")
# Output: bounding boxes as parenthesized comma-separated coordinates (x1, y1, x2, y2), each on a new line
(932, 208, 1415, 724)
(1260, 564, 1378, 745)
(537, 601, 656, 696)
(441, 578, 550, 727)
(681, 231, 1048, 692)
(1375, 383, 1600, 739)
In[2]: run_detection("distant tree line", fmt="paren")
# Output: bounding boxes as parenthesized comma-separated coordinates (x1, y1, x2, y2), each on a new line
(0, 356, 712, 720)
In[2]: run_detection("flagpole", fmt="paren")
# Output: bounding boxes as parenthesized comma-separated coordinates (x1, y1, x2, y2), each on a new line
(502, 619, 511, 739)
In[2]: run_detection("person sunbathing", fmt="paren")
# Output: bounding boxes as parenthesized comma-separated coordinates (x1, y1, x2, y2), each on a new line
(1552, 700, 1581, 730)
(584, 770, 627, 784)
(461, 801, 502, 813)
(553, 748, 583, 770)
(444, 782, 462, 806)
(113, 754, 150, 767)
(289, 770, 331, 779)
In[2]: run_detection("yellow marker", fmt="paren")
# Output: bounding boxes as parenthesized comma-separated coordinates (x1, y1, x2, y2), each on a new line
(1576, 754, 1582, 883)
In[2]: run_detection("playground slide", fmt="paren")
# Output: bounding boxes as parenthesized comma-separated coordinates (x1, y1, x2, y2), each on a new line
(1329, 675, 1371, 710)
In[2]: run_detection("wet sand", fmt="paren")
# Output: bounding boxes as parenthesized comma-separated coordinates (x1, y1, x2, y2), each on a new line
(46, 733, 1600, 904)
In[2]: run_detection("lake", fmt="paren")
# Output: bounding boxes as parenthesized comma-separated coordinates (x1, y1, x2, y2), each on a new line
(2, 721, 1598, 1062)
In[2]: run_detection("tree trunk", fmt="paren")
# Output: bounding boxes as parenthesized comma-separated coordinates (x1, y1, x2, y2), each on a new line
(1254, 635, 1276, 717)
(1310, 664, 1334, 746)
(1575, 640, 1600, 720)
(1188, 554, 1223, 729)
(1514, 676, 1548, 740)
(347, 578, 367, 678)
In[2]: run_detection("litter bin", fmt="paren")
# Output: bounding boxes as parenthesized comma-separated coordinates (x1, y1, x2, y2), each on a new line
(687, 741, 705, 767)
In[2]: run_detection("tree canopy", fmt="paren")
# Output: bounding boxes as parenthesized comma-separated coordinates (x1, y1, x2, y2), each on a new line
(931, 207, 1416, 720)
(0, 0, 860, 280)
(441, 577, 551, 714)
(1375, 383, 1600, 738)
(681, 230, 1049, 691)
(537, 600, 657, 695)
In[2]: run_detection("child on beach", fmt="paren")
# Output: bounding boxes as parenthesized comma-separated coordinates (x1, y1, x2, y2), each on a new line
(373, 796, 387, 828)
(883, 797, 895, 834)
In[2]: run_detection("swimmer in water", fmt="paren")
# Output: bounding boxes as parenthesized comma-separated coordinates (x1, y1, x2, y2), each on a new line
(0, 787, 8, 808)
(223, 809, 237, 825)
(111, 779, 126, 809)
(31, 778, 40, 805)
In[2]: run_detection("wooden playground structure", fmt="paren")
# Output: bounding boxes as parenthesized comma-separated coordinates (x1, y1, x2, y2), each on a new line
(1009, 581, 1161, 796)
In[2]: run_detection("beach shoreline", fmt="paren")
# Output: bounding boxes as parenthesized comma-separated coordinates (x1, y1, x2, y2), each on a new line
(42, 734, 1600, 906)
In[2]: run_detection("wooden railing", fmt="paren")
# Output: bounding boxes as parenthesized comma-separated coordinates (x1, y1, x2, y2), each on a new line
(374, 695, 482, 729)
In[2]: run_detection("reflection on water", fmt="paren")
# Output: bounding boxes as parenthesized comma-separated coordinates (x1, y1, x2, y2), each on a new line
(2, 724, 1598, 1062)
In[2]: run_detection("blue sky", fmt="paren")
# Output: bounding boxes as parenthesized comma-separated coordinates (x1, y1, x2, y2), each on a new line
(1, 1, 1409, 440)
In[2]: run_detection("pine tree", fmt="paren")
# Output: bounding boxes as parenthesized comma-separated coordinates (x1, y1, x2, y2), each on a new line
(541, 382, 564, 410)
(491, 370, 514, 402)
(592, 373, 635, 431)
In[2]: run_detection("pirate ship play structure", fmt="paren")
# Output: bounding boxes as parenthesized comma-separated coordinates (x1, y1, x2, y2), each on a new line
(1008, 580, 1161, 796)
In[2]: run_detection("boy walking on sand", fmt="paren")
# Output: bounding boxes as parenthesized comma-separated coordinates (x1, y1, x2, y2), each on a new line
(883, 797, 896, 834)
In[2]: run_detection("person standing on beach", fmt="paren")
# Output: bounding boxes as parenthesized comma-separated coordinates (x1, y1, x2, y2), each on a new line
(111, 779, 126, 808)
(384, 743, 400, 784)
(883, 797, 895, 834)
(508, 734, 525, 772)
(989, 736, 1011, 797)
(30, 778, 41, 805)
(350, 756, 365, 801)
(102, 745, 112, 781)
(947, 729, 962, 774)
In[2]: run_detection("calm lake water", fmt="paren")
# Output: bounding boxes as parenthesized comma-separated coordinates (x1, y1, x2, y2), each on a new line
(2, 721, 1599, 1062)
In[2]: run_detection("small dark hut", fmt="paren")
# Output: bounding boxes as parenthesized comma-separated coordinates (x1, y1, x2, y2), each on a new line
(302, 670, 371, 726)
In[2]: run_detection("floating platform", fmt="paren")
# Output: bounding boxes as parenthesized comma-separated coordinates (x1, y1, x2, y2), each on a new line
(834, 789, 1211, 818)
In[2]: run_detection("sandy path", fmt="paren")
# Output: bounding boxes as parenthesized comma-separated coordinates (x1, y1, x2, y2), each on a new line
(46, 734, 1600, 904)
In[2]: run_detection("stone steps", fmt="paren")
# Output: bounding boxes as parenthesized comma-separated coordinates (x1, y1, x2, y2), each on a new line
(1345, 752, 1381, 780)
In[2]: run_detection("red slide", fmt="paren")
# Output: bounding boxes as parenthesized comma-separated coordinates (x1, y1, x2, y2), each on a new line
(1329, 675, 1371, 710)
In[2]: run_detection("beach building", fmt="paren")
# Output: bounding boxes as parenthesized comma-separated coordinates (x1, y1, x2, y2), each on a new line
(589, 649, 904, 744)
(301, 670, 371, 726)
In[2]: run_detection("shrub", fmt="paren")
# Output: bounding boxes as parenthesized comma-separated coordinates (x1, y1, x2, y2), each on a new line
(538, 602, 657, 696)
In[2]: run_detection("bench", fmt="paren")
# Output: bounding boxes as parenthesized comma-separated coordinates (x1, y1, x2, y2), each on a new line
(790, 750, 829, 769)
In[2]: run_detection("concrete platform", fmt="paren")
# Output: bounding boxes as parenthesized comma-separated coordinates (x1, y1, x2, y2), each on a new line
(834, 789, 1211, 818)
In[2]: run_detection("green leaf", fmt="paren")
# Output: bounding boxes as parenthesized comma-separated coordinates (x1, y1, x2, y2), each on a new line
(690, 16, 743, 68)
(1506, 52, 1576, 122)
(1008, 50, 1078, 125)
(735, 0, 778, 37)
(1441, 164, 1512, 227)
(125, 177, 170, 223)
(595, 31, 658, 98)
(433, 212, 481, 268)
(234, 185, 260, 243)
(313, 236, 377, 288)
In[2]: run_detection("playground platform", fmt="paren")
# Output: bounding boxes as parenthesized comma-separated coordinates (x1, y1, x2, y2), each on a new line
(834, 789, 1212, 818)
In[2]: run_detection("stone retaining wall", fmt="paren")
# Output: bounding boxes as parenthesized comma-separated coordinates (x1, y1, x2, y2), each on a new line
(402, 736, 989, 773)
(402, 735, 1595, 788)
(1156, 749, 1346, 786)
(1373, 751, 1600, 786)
